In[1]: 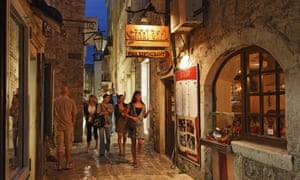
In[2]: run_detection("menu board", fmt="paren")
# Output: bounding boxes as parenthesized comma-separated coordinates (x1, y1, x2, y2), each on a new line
(175, 65, 200, 164)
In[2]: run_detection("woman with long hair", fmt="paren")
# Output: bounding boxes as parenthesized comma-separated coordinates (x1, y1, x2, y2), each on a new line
(114, 95, 128, 156)
(126, 90, 153, 167)
(83, 95, 98, 152)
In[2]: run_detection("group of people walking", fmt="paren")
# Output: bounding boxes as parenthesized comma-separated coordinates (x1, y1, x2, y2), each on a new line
(53, 86, 152, 170)
(83, 89, 153, 168)
(84, 94, 114, 156)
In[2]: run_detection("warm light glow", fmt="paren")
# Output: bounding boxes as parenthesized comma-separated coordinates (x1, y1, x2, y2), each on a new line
(179, 54, 190, 69)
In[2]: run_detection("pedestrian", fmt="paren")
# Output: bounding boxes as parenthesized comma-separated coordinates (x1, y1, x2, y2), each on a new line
(9, 94, 19, 158)
(83, 95, 98, 153)
(53, 86, 77, 171)
(110, 88, 118, 134)
(126, 90, 153, 168)
(114, 94, 128, 156)
(97, 93, 114, 156)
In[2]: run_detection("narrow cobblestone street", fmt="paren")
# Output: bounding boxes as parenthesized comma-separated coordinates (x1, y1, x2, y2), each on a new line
(43, 134, 193, 180)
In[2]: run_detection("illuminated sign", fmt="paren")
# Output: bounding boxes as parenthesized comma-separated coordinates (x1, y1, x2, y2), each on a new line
(126, 49, 170, 59)
(126, 25, 170, 47)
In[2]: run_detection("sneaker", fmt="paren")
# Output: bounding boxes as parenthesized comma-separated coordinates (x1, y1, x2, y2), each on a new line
(65, 162, 73, 170)
(56, 163, 63, 171)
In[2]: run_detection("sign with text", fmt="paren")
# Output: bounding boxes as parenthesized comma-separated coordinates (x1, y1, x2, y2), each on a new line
(175, 65, 200, 164)
(126, 24, 170, 47)
(126, 49, 170, 59)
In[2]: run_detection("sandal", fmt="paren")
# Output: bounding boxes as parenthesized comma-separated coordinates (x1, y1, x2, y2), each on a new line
(65, 162, 73, 170)
(56, 163, 62, 171)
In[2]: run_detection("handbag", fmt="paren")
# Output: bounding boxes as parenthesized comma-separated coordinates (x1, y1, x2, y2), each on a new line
(126, 103, 137, 130)
(126, 119, 136, 131)
(93, 113, 105, 128)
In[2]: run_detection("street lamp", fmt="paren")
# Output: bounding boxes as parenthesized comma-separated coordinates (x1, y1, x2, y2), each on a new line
(94, 32, 107, 52)
(83, 31, 107, 52)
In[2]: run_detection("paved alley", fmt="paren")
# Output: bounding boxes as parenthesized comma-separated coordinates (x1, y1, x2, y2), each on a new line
(43, 134, 193, 180)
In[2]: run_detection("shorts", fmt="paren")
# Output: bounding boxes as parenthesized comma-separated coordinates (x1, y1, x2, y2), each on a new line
(55, 128, 73, 152)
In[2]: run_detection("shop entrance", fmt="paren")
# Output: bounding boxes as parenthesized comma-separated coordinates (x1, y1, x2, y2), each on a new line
(164, 78, 175, 158)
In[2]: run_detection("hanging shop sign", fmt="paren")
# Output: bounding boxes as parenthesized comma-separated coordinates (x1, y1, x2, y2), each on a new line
(126, 24, 170, 47)
(175, 65, 200, 164)
(126, 49, 170, 59)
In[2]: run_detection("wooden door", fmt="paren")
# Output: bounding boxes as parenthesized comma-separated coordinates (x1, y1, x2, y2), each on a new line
(164, 78, 175, 158)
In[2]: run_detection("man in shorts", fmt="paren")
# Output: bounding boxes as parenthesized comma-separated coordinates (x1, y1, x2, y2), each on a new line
(53, 86, 77, 171)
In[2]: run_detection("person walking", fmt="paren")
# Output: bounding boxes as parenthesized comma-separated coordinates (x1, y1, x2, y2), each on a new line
(97, 94, 114, 156)
(53, 86, 77, 171)
(126, 90, 153, 168)
(114, 95, 128, 156)
(83, 95, 98, 153)
(110, 88, 118, 134)
(9, 94, 19, 158)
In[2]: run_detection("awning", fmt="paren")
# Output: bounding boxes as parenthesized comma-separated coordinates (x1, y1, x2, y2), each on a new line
(30, 0, 63, 33)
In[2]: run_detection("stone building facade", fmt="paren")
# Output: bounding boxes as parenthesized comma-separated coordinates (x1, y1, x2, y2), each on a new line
(106, 0, 169, 145)
(1, 0, 64, 179)
(106, 0, 135, 103)
(108, 0, 300, 179)
(172, 0, 300, 179)
(44, 0, 85, 142)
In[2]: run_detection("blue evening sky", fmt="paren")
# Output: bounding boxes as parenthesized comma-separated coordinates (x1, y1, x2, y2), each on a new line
(85, 0, 107, 64)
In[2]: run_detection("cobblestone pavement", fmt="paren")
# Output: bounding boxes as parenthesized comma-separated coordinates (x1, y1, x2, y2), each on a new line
(43, 134, 193, 180)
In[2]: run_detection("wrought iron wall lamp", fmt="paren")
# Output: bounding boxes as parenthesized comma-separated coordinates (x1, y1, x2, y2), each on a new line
(83, 31, 107, 52)
(60, 18, 108, 52)
(126, 0, 166, 15)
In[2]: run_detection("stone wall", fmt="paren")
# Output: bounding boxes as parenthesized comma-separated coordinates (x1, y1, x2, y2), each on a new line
(173, 0, 300, 179)
(45, 0, 85, 142)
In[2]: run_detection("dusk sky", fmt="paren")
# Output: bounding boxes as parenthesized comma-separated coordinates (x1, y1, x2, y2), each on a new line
(85, 0, 107, 64)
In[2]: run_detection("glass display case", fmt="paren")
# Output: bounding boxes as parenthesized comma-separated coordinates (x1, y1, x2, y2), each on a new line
(205, 112, 241, 144)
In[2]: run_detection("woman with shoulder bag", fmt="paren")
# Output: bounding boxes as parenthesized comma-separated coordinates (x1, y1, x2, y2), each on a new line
(125, 91, 153, 168)
(115, 95, 128, 156)
(97, 94, 114, 156)
(83, 95, 98, 152)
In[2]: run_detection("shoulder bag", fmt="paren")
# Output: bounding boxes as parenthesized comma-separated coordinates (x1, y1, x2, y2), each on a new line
(126, 103, 137, 131)
(93, 104, 105, 128)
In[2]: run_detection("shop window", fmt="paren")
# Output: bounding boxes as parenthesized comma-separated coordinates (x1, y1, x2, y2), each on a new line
(7, 13, 29, 178)
(214, 46, 286, 148)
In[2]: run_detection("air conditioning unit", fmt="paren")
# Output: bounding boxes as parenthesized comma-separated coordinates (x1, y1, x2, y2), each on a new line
(170, 0, 203, 33)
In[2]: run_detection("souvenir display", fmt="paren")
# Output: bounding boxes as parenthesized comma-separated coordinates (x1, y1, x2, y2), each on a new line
(206, 112, 241, 144)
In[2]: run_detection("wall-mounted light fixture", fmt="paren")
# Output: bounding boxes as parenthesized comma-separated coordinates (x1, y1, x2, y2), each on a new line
(126, 1, 165, 15)
(175, 34, 192, 70)
(61, 18, 108, 52)
(94, 33, 107, 52)
(83, 31, 107, 52)
(179, 54, 191, 70)
(126, 0, 166, 25)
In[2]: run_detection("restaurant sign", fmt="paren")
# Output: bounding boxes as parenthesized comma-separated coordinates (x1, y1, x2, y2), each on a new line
(126, 24, 170, 47)
(126, 49, 170, 59)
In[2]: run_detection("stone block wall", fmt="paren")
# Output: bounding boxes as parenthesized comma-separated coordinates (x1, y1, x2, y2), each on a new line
(172, 0, 300, 179)
(45, 0, 85, 142)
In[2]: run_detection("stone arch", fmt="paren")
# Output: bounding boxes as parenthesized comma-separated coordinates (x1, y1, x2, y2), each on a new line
(200, 27, 299, 154)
